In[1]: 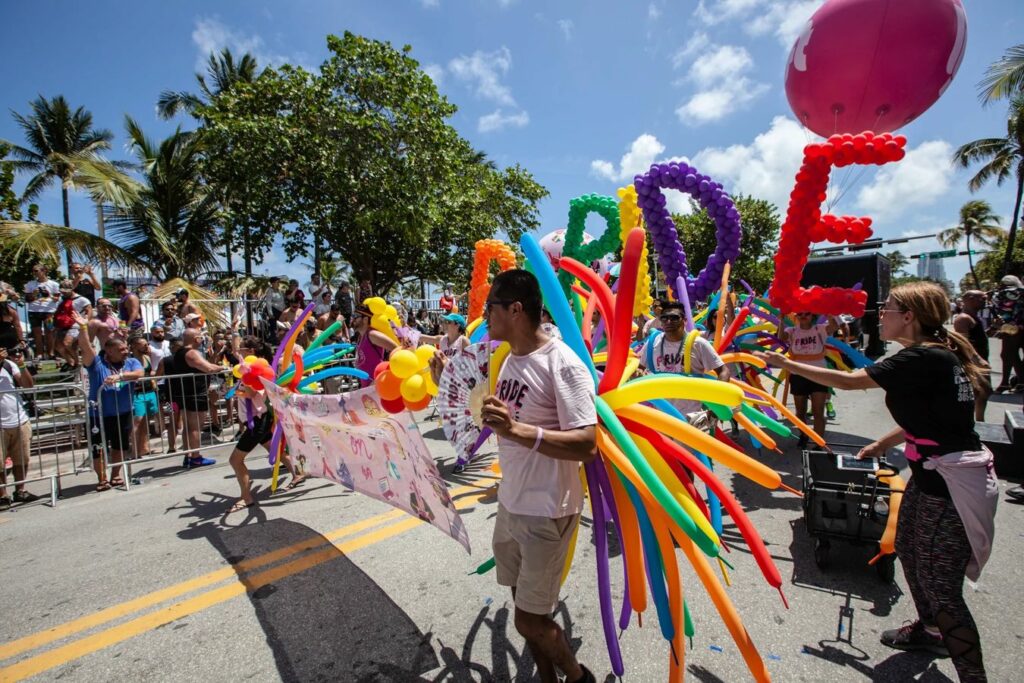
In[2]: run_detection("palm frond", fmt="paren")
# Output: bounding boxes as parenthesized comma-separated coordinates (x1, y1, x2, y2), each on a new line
(979, 44, 1024, 106)
(0, 140, 46, 166)
(67, 155, 143, 206)
(156, 90, 204, 120)
(952, 138, 1010, 167)
(937, 228, 962, 249)
(150, 278, 227, 329)
(0, 220, 150, 271)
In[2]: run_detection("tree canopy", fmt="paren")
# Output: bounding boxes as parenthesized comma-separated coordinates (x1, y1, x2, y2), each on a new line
(198, 32, 547, 293)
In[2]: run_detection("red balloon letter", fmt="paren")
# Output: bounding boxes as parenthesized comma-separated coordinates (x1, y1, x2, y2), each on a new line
(768, 132, 907, 317)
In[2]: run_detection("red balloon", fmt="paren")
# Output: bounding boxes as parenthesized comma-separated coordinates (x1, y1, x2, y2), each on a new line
(785, 0, 967, 138)
(380, 396, 406, 414)
(373, 361, 389, 379)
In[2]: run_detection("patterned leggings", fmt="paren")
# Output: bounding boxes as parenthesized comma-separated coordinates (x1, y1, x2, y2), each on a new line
(896, 478, 986, 682)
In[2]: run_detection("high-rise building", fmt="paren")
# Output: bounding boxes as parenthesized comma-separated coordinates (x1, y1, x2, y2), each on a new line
(916, 253, 947, 281)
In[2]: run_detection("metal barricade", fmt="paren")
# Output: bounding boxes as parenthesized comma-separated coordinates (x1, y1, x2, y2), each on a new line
(0, 381, 93, 507)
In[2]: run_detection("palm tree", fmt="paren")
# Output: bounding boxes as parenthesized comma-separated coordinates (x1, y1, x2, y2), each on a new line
(938, 200, 1005, 288)
(157, 48, 260, 120)
(1, 95, 130, 270)
(953, 94, 1024, 278)
(979, 44, 1024, 106)
(100, 117, 222, 281)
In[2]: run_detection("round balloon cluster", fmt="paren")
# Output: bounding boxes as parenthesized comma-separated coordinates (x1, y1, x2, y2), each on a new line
(234, 355, 277, 389)
(373, 346, 439, 413)
(634, 162, 741, 303)
(467, 239, 517, 320)
(807, 132, 907, 167)
(363, 296, 402, 344)
(811, 214, 874, 245)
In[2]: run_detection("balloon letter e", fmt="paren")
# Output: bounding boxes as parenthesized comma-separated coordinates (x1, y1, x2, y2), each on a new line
(768, 132, 907, 317)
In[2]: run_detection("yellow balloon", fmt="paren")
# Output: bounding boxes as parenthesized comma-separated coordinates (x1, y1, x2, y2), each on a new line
(365, 297, 386, 315)
(415, 344, 437, 365)
(385, 305, 399, 320)
(423, 369, 438, 396)
(232, 365, 243, 379)
(390, 349, 419, 379)
(400, 373, 427, 402)
(243, 355, 258, 365)
(601, 376, 744, 412)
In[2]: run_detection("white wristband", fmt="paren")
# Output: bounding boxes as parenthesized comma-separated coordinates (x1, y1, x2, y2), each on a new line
(531, 426, 544, 453)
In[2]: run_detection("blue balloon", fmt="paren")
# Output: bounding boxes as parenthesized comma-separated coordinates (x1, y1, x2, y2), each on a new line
(297, 366, 370, 391)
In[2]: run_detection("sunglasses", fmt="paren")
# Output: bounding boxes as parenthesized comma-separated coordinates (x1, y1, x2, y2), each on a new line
(659, 314, 682, 322)
(484, 299, 516, 313)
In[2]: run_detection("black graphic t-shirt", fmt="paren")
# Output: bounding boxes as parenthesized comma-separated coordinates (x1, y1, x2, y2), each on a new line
(866, 345, 980, 497)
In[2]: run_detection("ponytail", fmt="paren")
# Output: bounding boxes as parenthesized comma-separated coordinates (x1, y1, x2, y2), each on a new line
(920, 325, 988, 391)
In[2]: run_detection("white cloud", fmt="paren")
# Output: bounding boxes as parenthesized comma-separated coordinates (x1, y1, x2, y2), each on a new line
(590, 134, 667, 182)
(672, 32, 710, 69)
(422, 63, 445, 87)
(191, 17, 290, 71)
(745, 1, 818, 47)
(648, 3, 662, 20)
(421, 0, 440, 7)
(694, 0, 763, 25)
(674, 43, 768, 124)
(557, 19, 574, 41)
(691, 115, 811, 210)
(478, 109, 530, 133)
(856, 141, 955, 221)
(449, 47, 516, 106)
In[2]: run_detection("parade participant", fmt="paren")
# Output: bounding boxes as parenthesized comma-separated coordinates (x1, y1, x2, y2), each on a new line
(112, 279, 143, 332)
(989, 275, 1024, 393)
(352, 303, 398, 387)
(172, 329, 220, 469)
(73, 311, 144, 490)
(87, 298, 122, 348)
(70, 262, 101, 306)
(53, 280, 92, 371)
(316, 304, 350, 341)
(420, 313, 470, 357)
(756, 281, 996, 682)
(641, 299, 663, 338)
(226, 336, 276, 513)
(23, 264, 60, 360)
(954, 291, 992, 421)
(781, 311, 841, 448)
(0, 347, 37, 509)
(639, 300, 730, 430)
(430, 269, 598, 683)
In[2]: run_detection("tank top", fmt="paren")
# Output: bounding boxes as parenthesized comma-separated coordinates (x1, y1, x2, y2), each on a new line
(355, 332, 387, 387)
(73, 280, 96, 305)
(172, 347, 208, 397)
(119, 293, 144, 330)
(964, 311, 989, 362)
(0, 308, 19, 350)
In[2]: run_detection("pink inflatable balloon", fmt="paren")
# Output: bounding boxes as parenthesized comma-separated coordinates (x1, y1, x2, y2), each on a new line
(785, 0, 967, 138)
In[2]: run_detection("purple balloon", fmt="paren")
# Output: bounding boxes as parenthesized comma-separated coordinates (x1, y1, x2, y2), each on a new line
(585, 461, 625, 676)
(637, 161, 742, 301)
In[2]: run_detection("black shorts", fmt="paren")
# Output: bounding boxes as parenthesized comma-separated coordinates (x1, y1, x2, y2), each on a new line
(790, 373, 829, 397)
(101, 413, 133, 453)
(180, 394, 209, 413)
(28, 312, 52, 328)
(236, 411, 274, 453)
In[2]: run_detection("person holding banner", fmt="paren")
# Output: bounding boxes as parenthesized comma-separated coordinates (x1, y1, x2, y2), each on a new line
(431, 269, 598, 683)
(226, 336, 279, 513)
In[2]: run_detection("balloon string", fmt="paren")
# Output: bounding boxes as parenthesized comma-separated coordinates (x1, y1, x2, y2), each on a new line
(779, 482, 803, 498)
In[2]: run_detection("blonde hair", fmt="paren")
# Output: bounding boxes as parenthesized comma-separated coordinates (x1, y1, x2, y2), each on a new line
(889, 281, 986, 388)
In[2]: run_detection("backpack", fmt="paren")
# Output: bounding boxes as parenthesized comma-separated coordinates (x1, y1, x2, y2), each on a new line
(54, 297, 76, 330)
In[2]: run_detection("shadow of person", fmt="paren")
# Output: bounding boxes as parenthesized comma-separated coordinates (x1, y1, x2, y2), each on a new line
(871, 651, 956, 682)
(686, 663, 728, 683)
(192, 517, 439, 682)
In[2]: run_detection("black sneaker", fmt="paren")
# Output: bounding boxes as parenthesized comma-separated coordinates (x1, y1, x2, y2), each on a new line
(0, 496, 11, 511)
(13, 490, 39, 503)
(880, 620, 948, 656)
(210, 423, 223, 436)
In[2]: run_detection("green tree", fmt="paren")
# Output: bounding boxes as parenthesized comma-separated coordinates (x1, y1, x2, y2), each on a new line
(0, 144, 56, 287)
(937, 200, 1004, 288)
(1, 96, 131, 270)
(979, 43, 1024, 106)
(883, 250, 910, 276)
(198, 32, 547, 293)
(953, 94, 1024, 278)
(158, 48, 261, 120)
(959, 234, 1024, 292)
(671, 195, 781, 295)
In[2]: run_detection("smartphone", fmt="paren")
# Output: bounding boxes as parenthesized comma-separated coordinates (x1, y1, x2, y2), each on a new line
(836, 452, 878, 472)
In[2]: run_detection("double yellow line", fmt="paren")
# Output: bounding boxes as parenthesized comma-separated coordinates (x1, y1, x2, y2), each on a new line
(0, 480, 494, 682)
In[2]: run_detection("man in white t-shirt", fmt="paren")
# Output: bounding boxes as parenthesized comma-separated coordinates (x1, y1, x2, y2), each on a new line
(24, 264, 60, 360)
(639, 300, 731, 429)
(431, 269, 597, 683)
(0, 347, 37, 509)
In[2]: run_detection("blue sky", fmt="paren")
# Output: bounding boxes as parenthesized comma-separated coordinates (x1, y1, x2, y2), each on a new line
(2, 0, 1021, 292)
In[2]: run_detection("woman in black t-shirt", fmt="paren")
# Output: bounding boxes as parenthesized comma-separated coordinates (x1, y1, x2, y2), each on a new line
(756, 281, 993, 683)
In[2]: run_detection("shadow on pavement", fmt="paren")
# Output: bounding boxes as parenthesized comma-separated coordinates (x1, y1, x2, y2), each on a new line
(193, 517, 440, 682)
(426, 601, 582, 682)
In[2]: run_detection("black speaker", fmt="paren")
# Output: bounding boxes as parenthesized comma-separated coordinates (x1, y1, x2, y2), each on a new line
(801, 254, 892, 357)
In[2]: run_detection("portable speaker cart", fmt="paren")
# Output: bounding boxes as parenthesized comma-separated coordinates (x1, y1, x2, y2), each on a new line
(801, 445, 898, 582)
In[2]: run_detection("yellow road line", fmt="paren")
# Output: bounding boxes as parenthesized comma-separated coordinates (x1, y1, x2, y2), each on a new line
(0, 487, 490, 682)
(0, 481, 488, 663)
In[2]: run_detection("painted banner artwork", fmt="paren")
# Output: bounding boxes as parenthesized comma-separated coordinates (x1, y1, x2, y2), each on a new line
(263, 382, 471, 552)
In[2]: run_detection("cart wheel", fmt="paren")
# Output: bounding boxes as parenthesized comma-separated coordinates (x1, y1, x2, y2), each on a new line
(814, 538, 830, 570)
(876, 555, 896, 583)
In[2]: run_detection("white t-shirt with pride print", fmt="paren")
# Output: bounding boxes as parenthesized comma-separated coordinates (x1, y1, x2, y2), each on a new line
(494, 338, 596, 518)
(639, 333, 725, 416)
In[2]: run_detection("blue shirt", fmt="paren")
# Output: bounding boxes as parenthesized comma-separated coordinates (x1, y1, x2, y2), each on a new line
(87, 356, 143, 417)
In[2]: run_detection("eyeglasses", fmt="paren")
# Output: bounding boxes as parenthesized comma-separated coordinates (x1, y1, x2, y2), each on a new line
(878, 307, 905, 316)
(659, 314, 682, 322)
(484, 299, 516, 313)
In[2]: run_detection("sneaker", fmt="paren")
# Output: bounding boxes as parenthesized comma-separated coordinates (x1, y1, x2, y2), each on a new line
(210, 423, 223, 436)
(186, 456, 216, 469)
(880, 620, 948, 656)
(826, 402, 837, 420)
(0, 497, 10, 511)
(182, 455, 190, 468)
(12, 490, 39, 503)
(1007, 485, 1024, 502)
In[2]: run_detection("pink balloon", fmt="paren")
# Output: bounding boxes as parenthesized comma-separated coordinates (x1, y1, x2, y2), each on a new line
(785, 0, 967, 138)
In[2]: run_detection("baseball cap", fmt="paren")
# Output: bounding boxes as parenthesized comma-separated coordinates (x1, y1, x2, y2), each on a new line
(175, 287, 188, 296)
(183, 313, 202, 324)
(442, 313, 466, 327)
(151, 321, 165, 331)
(1000, 275, 1022, 288)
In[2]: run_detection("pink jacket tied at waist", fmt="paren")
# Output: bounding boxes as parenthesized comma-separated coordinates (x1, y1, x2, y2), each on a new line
(913, 436, 999, 582)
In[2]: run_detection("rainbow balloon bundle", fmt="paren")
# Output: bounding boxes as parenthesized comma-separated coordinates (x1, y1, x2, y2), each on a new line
(373, 345, 439, 413)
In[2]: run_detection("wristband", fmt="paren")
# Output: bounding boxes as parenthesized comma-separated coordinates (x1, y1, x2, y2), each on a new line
(531, 426, 544, 453)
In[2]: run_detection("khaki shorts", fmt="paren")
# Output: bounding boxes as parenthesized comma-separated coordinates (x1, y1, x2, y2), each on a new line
(492, 503, 580, 616)
(2, 422, 31, 469)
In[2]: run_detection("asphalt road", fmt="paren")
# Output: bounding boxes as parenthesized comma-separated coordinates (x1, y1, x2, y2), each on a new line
(0, 341, 1021, 682)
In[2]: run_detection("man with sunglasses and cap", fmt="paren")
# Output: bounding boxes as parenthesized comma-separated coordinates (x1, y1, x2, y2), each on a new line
(639, 300, 731, 431)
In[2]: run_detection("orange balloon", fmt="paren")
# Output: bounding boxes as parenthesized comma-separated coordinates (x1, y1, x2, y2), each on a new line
(404, 394, 432, 411)
(374, 370, 402, 401)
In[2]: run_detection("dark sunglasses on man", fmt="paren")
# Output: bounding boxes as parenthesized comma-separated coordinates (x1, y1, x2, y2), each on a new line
(659, 313, 682, 322)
